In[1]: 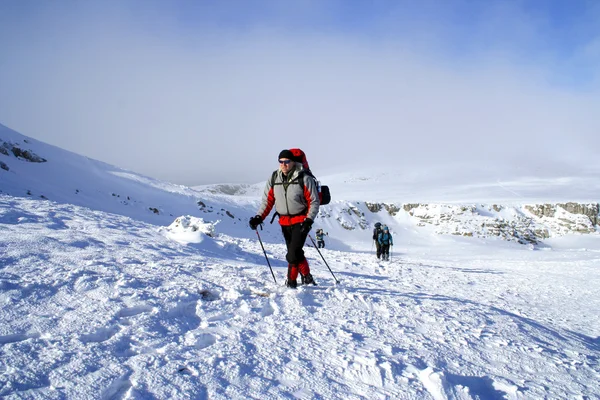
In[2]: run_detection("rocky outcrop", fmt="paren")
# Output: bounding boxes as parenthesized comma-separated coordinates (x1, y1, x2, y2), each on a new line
(524, 203, 598, 235)
(357, 201, 599, 245)
(195, 200, 243, 223)
(364, 202, 402, 216)
(1, 140, 47, 163)
(365, 202, 382, 213)
(525, 203, 598, 226)
(383, 203, 401, 216)
(403, 203, 421, 213)
(334, 203, 369, 230)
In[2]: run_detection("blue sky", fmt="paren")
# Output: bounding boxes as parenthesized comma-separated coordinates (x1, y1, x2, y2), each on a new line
(1, 0, 599, 184)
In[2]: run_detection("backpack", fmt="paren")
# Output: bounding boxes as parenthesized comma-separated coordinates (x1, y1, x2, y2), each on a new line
(271, 148, 331, 205)
(373, 222, 382, 240)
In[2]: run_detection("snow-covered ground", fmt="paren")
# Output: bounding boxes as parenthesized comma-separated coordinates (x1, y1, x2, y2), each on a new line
(1, 123, 599, 399)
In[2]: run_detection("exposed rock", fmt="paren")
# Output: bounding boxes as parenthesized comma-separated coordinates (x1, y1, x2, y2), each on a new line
(383, 203, 401, 216)
(365, 202, 382, 212)
(0, 161, 8, 171)
(525, 204, 557, 218)
(332, 202, 369, 230)
(558, 202, 598, 225)
(403, 203, 421, 212)
(318, 208, 332, 219)
(197, 200, 214, 213)
(525, 203, 598, 234)
(325, 200, 596, 245)
(396, 202, 599, 245)
(365, 202, 403, 216)
(1, 140, 47, 163)
(336, 215, 356, 230)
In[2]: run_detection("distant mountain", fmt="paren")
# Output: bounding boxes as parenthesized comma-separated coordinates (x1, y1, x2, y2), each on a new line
(0, 123, 256, 229)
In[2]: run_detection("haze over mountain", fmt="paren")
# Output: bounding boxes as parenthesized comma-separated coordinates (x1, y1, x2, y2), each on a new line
(1, 1, 598, 185)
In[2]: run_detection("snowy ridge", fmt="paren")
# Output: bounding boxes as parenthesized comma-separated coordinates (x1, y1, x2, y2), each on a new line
(0, 123, 261, 230)
(317, 201, 599, 247)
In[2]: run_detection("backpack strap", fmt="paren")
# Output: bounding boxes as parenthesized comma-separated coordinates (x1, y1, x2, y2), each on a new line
(269, 211, 279, 224)
(271, 169, 305, 188)
(268, 170, 308, 223)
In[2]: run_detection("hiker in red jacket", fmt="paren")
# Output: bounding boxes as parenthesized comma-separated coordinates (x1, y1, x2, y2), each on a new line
(249, 149, 320, 288)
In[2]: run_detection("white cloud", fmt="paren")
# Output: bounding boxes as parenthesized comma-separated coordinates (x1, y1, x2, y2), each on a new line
(0, 2, 598, 185)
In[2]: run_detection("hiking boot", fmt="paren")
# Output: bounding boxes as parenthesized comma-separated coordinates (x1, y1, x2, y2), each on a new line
(285, 279, 298, 289)
(301, 273, 317, 286)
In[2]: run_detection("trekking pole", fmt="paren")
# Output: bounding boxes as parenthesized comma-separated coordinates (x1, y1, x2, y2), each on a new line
(308, 234, 340, 284)
(255, 229, 277, 283)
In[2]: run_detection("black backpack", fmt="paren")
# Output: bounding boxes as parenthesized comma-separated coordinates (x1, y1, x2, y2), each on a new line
(373, 222, 382, 240)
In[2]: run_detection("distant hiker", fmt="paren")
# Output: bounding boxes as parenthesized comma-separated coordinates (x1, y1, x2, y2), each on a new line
(315, 228, 326, 248)
(373, 222, 383, 259)
(378, 225, 393, 261)
(249, 149, 320, 288)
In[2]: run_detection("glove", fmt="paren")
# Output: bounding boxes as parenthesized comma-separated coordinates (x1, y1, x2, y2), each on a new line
(249, 215, 263, 230)
(300, 218, 314, 234)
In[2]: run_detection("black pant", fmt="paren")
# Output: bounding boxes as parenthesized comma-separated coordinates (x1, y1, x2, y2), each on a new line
(381, 244, 390, 260)
(375, 241, 382, 259)
(317, 240, 325, 248)
(281, 223, 309, 264)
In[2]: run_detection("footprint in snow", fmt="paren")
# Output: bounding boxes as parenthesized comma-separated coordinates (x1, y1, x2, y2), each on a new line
(0, 332, 40, 344)
(118, 304, 153, 318)
(299, 292, 322, 308)
(194, 333, 217, 349)
(261, 301, 278, 317)
(101, 371, 133, 400)
(80, 326, 119, 343)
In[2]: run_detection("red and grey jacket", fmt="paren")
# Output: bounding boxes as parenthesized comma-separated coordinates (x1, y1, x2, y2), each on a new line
(256, 167, 320, 226)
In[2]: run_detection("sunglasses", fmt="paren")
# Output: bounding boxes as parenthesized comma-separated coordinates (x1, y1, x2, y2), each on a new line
(278, 159, 292, 165)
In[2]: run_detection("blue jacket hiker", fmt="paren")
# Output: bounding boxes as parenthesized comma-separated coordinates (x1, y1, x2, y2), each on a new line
(315, 228, 326, 248)
(378, 226, 393, 261)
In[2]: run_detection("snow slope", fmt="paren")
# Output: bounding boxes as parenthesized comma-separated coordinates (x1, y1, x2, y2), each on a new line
(2, 197, 599, 399)
(1, 123, 600, 399)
